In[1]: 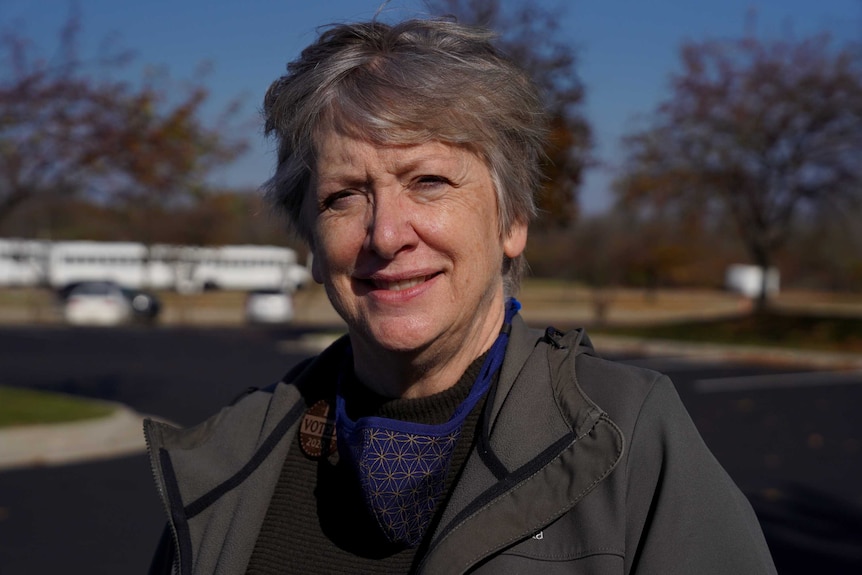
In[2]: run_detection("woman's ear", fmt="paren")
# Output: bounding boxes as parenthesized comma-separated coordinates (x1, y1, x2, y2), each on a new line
(310, 252, 324, 284)
(503, 220, 528, 259)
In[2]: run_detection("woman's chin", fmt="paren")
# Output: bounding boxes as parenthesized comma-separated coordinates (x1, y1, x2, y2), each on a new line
(353, 315, 441, 356)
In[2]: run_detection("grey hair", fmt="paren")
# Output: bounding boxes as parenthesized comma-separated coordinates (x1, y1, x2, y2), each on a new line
(263, 18, 548, 294)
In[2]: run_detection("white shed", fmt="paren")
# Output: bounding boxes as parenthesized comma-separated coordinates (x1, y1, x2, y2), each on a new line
(725, 264, 780, 298)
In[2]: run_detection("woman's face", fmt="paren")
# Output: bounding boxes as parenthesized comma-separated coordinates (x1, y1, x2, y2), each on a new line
(307, 131, 527, 367)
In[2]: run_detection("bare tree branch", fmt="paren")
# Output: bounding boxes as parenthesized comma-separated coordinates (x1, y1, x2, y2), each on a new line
(616, 31, 862, 309)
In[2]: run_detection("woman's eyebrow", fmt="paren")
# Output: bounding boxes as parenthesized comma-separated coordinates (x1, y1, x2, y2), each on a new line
(314, 176, 371, 195)
(393, 152, 464, 176)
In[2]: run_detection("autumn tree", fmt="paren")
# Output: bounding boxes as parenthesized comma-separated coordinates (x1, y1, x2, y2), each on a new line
(426, 0, 591, 228)
(0, 12, 247, 238)
(615, 32, 862, 310)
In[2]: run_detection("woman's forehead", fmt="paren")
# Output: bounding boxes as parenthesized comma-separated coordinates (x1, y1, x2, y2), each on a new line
(312, 96, 484, 153)
(312, 130, 481, 175)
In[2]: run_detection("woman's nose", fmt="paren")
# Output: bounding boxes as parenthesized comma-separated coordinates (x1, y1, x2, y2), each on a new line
(363, 193, 418, 259)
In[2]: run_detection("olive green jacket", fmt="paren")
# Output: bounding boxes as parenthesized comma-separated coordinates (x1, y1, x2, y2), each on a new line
(145, 316, 777, 574)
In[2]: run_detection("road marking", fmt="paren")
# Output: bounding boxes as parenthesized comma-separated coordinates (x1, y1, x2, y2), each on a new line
(693, 370, 862, 393)
(277, 333, 341, 354)
(621, 357, 712, 372)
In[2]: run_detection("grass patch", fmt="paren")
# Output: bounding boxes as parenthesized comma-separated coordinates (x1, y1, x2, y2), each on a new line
(595, 311, 862, 354)
(0, 386, 114, 428)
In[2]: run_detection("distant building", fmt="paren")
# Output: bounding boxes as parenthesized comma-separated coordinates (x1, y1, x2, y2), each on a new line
(725, 264, 780, 298)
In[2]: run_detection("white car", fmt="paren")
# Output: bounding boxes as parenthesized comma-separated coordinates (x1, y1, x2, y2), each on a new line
(63, 281, 133, 326)
(245, 289, 295, 324)
(61, 281, 161, 326)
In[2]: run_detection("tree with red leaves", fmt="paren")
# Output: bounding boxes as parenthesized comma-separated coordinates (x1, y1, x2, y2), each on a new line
(0, 12, 247, 238)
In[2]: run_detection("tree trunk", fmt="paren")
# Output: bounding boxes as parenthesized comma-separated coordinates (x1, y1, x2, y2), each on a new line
(753, 249, 772, 315)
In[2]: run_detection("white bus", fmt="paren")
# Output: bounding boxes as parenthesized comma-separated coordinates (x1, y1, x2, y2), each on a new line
(0, 239, 309, 293)
(0, 239, 49, 287)
(47, 241, 175, 290)
(172, 244, 309, 293)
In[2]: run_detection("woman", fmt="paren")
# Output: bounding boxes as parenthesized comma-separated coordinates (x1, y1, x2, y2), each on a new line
(146, 18, 776, 574)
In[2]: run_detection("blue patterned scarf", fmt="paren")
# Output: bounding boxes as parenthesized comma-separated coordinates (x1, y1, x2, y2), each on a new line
(335, 299, 520, 547)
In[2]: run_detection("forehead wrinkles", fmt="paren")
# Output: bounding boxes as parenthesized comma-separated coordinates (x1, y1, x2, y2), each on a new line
(314, 133, 476, 183)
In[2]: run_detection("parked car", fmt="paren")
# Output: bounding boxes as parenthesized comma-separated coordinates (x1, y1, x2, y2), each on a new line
(60, 281, 161, 326)
(245, 289, 295, 324)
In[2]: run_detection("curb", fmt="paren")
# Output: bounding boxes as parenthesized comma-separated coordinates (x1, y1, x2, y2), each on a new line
(0, 404, 148, 471)
(590, 335, 862, 370)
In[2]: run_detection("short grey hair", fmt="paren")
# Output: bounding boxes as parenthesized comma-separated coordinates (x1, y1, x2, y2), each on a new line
(263, 18, 548, 294)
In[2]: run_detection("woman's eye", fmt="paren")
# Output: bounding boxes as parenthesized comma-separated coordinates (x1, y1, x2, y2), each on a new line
(414, 175, 450, 190)
(321, 190, 359, 211)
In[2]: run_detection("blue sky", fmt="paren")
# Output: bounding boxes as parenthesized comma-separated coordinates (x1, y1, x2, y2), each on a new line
(2, 0, 860, 214)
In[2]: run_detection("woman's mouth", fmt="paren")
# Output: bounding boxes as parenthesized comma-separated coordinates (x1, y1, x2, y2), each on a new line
(374, 275, 432, 292)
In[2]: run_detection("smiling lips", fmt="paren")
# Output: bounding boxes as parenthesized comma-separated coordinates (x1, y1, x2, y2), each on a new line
(370, 273, 439, 292)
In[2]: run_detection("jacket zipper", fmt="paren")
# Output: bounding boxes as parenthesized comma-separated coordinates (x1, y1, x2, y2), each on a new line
(144, 420, 183, 575)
